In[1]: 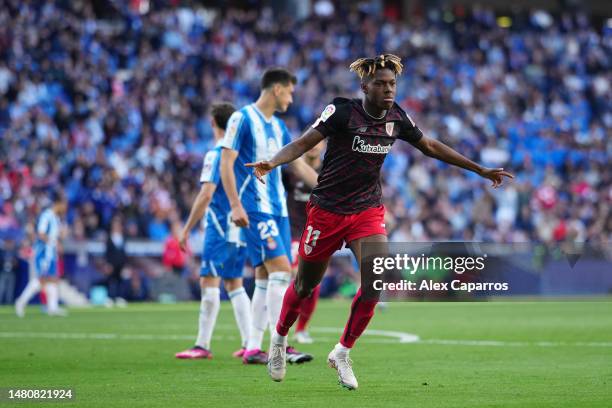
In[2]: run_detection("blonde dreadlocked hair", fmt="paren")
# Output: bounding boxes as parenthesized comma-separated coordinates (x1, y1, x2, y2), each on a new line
(349, 54, 403, 81)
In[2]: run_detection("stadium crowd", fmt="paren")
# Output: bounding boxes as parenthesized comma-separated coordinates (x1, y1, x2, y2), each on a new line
(0, 0, 610, 299)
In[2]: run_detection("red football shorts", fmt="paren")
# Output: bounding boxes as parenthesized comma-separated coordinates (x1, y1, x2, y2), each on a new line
(298, 202, 387, 262)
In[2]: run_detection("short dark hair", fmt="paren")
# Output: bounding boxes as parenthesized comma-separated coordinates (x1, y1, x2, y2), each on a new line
(210, 102, 236, 130)
(49, 188, 66, 204)
(261, 68, 297, 90)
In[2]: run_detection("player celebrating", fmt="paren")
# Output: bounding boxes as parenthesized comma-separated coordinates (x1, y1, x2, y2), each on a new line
(175, 102, 252, 360)
(283, 140, 325, 344)
(247, 54, 514, 389)
(15, 190, 67, 317)
(220, 68, 318, 364)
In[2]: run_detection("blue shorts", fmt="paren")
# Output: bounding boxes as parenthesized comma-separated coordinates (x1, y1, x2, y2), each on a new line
(200, 228, 247, 279)
(34, 249, 58, 278)
(244, 212, 291, 268)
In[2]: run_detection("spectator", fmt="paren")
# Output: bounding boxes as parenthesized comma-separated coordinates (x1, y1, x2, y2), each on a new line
(162, 220, 190, 276)
(103, 216, 128, 304)
(0, 238, 18, 303)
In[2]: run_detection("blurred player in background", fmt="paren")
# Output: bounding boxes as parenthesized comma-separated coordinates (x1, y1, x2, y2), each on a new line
(283, 140, 325, 344)
(15, 190, 67, 317)
(220, 68, 317, 364)
(247, 54, 514, 389)
(175, 102, 252, 360)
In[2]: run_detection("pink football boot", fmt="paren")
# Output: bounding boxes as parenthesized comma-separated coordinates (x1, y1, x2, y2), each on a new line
(242, 349, 268, 364)
(175, 346, 213, 359)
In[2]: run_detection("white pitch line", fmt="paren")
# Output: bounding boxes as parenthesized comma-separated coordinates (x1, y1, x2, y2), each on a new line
(420, 339, 612, 348)
(0, 330, 610, 348)
(0, 332, 197, 341)
(0, 330, 408, 343)
(312, 327, 420, 343)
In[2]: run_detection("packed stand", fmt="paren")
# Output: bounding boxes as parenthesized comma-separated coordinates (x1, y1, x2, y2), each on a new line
(0, 0, 610, 300)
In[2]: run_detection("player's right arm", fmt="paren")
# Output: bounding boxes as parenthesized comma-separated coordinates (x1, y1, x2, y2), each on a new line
(220, 149, 248, 227)
(220, 111, 249, 227)
(246, 128, 324, 183)
(179, 182, 216, 251)
(247, 100, 345, 182)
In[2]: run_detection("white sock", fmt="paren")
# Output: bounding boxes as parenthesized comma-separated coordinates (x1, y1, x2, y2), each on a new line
(266, 272, 290, 334)
(46, 282, 59, 313)
(228, 287, 251, 348)
(195, 287, 220, 350)
(16, 278, 41, 306)
(335, 342, 351, 354)
(246, 279, 268, 351)
(272, 330, 287, 346)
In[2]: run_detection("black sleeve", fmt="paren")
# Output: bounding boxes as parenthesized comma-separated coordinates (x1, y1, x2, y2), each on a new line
(311, 97, 351, 138)
(397, 110, 423, 145)
(282, 167, 292, 193)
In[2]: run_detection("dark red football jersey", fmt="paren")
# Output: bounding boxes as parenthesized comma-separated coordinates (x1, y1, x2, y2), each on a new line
(310, 97, 423, 214)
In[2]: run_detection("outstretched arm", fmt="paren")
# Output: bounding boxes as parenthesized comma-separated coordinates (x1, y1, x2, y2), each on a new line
(246, 128, 325, 184)
(413, 136, 514, 188)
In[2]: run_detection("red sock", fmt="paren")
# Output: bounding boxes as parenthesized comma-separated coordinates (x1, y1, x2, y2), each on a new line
(275, 281, 304, 336)
(296, 284, 320, 332)
(340, 288, 378, 348)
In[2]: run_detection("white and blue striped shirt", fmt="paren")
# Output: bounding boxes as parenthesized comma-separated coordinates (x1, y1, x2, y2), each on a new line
(35, 208, 61, 257)
(221, 104, 291, 216)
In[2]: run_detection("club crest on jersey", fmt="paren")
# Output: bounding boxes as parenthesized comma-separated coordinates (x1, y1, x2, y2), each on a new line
(303, 243, 313, 255)
(267, 137, 279, 157)
(386, 122, 395, 136)
(267, 237, 277, 250)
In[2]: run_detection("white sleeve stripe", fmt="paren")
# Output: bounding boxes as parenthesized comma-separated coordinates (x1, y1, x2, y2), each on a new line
(231, 116, 243, 149)
(199, 150, 220, 183)
(221, 111, 245, 151)
(405, 112, 416, 127)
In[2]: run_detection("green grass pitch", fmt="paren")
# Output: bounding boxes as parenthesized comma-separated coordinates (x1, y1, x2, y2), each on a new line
(1, 300, 611, 407)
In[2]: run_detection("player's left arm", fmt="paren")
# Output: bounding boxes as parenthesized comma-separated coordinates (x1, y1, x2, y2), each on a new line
(398, 110, 513, 188)
(413, 136, 514, 188)
(180, 182, 216, 251)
